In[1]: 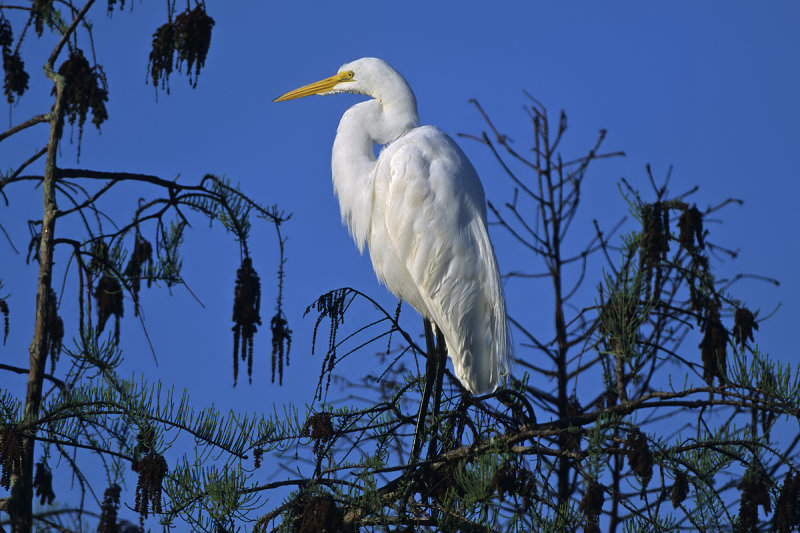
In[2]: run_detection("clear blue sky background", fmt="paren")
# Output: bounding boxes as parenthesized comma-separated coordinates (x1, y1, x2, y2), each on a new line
(2, 0, 799, 522)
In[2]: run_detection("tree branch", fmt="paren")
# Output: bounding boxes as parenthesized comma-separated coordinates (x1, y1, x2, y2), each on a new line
(0, 363, 65, 389)
(0, 114, 50, 143)
(46, 0, 96, 69)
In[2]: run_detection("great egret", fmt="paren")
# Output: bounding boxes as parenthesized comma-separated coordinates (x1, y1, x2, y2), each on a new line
(274, 57, 511, 397)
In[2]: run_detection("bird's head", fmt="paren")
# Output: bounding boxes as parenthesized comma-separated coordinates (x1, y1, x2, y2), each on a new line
(273, 57, 411, 104)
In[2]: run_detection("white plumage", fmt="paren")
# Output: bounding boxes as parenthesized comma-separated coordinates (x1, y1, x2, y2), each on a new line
(275, 57, 511, 394)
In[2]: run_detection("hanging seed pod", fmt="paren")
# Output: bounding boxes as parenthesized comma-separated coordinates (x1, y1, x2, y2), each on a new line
(94, 273, 124, 339)
(733, 307, 758, 347)
(31, 0, 53, 36)
(699, 304, 727, 386)
(232, 257, 261, 385)
(626, 428, 653, 492)
(124, 233, 154, 317)
(1, 15, 29, 104)
(0, 298, 9, 345)
(33, 459, 55, 505)
(147, 5, 214, 92)
(639, 201, 670, 300)
(173, 6, 215, 87)
(98, 484, 122, 533)
(270, 312, 292, 385)
(671, 470, 690, 507)
(580, 481, 604, 532)
(0, 425, 23, 490)
(773, 471, 800, 533)
(133, 451, 168, 524)
(678, 204, 704, 252)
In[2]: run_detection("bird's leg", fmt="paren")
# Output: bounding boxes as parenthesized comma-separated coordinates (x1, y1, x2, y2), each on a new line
(409, 318, 437, 465)
(426, 327, 447, 461)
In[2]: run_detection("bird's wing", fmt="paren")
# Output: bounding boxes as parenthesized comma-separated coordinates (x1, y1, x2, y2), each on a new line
(373, 126, 510, 394)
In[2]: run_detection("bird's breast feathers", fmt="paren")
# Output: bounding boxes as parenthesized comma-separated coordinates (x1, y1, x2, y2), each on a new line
(367, 125, 489, 311)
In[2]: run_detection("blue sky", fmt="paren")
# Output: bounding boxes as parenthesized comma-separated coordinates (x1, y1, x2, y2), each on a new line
(2, 0, 799, 523)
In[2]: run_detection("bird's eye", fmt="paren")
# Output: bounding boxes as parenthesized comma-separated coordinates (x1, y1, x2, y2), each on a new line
(345, 71, 355, 80)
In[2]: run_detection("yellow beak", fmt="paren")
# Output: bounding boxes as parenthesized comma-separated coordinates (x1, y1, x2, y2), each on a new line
(273, 71, 355, 102)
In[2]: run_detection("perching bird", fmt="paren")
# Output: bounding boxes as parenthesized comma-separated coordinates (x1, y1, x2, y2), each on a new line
(274, 57, 511, 395)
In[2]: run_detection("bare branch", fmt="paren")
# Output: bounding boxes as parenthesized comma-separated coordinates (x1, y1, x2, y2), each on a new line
(0, 114, 50, 142)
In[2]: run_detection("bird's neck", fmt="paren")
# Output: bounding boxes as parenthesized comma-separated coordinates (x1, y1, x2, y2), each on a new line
(331, 99, 418, 251)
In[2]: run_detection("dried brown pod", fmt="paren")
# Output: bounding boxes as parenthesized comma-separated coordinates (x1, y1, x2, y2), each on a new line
(95, 273, 124, 340)
(0, 425, 23, 490)
(55, 48, 109, 146)
(31, 0, 53, 36)
(1, 15, 29, 104)
(134, 451, 168, 524)
(289, 491, 345, 533)
(270, 313, 292, 385)
(625, 428, 653, 492)
(492, 458, 537, 505)
(734, 307, 758, 346)
(580, 481, 604, 531)
(0, 298, 9, 345)
(736, 466, 771, 533)
(172, 6, 215, 87)
(148, 22, 175, 92)
(148, 5, 214, 92)
(678, 204, 704, 252)
(45, 288, 63, 372)
(563, 394, 583, 452)
(700, 304, 727, 386)
(671, 470, 690, 507)
(639, 201, 670, 300)
(98, 484, 121, 533)
(3, 49, 29, 104)
(124, 234, 154, 317)
(106, 0, 125, 13)
(33, 458, 55, 505)
(773, 471, 800, 533)
(302, 413, 335, 457)
(232, 257, 261, 385)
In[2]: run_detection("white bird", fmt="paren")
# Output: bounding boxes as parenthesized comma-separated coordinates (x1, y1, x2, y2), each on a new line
(274, 57, 511, 395)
